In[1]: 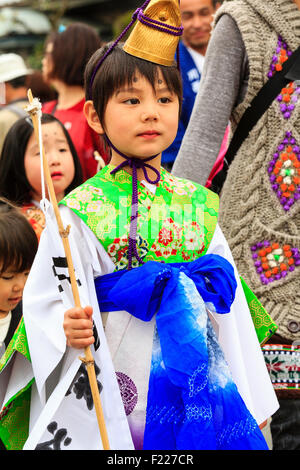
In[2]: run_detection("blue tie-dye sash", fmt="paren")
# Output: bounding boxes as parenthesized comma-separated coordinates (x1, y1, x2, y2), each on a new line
(95, 255, 268, 450)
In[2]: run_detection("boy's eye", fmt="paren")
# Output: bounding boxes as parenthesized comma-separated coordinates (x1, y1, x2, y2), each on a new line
(124, 98, 140, 105)
(1, 270, 29, 280)
(1, 275, 14, 280)
(158, 97, 171, 104)
(59, 147, 67, 153)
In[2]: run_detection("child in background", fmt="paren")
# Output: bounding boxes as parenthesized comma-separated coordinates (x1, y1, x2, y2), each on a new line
(42, 23, 109, 180)
(22, 0, 278, 450)
(0, 197, 38, 450)
(0, 114, 83, 240)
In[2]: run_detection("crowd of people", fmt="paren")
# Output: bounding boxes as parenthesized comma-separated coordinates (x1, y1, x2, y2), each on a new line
(0, 0, 299, 452)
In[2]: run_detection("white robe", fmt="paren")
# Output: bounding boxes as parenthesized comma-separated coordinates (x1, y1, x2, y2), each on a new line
(21, 200, 279, 450)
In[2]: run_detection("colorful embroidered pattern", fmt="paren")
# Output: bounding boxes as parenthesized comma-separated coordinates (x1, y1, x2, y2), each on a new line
(0, 317, 31, 370)
(107, 234, 149, 270)
(262, 344, 300, 390)
(62, 164, 219, 270)
(240, 277, 277, 345)
(268, 36, 300, 121)
(0, 402, 13, 421)
(251, 241, 300, 285)
(0, 318, 32, 450)
(116, 372, 138, 416)
(277, 82, 300, 120)
(267, 35, 292, 79)
(268, 132, 300, 211)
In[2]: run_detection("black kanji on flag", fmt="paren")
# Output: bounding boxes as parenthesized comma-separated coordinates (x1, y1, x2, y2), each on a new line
(93, 322, 100, 351)
(65, 362, 103, 411)
(52, 257, 81, 292)
(35, 422, 72, 450)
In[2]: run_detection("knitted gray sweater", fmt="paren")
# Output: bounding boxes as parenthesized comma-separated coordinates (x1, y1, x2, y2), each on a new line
(172, 13, 249, 184)
(173, 0, 300, 341)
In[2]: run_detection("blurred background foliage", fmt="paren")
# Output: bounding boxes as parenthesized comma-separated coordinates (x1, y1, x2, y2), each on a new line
(0, 1, 142, 68)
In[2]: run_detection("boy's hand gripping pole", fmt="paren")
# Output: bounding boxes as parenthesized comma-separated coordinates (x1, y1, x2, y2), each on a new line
(26, 89, 110, 450)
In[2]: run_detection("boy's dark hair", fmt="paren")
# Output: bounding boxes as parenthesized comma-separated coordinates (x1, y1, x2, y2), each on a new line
(0, 114, 83, 206)
(0, 197, 38, 274)
(84, 42, 183, 128)
(46, 23, 102, 87)
(7, 75, 27, 89)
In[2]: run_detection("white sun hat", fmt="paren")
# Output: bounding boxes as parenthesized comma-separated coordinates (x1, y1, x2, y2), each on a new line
(0, 53, 31, 83)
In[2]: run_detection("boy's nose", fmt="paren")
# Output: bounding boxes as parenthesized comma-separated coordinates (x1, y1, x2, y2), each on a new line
(12, 279, 25, 292)
(141, 109, 159, 122)
(13, 272, 29, 292)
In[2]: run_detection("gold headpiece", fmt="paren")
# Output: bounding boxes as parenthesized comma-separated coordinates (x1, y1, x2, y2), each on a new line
(88, 0, 182, 99)
(123, 0, 182, 67)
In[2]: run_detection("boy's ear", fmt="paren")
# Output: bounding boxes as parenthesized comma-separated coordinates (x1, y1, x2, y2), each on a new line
(83, 101, 104, 134)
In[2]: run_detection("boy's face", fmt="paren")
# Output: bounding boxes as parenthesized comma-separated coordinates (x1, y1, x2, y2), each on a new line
(0, 270, 29, 318)
(86, 69, 179, 161)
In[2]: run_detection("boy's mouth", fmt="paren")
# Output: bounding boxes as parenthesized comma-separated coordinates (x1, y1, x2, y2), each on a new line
(8, 296, 22, 304)
(138, 130, 160, 139)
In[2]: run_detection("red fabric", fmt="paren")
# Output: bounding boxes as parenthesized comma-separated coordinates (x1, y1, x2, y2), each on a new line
(21, 203, 45, 242)
(205, 125, 230, 189)
(42, 99, 108, 181)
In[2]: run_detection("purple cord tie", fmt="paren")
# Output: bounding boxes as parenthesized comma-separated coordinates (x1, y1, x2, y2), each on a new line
(107, 135, 160, 270)
(88, 0, 183, 100)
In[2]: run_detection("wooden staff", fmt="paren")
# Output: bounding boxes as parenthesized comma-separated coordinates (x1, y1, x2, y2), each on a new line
(26, 89, 110, 450)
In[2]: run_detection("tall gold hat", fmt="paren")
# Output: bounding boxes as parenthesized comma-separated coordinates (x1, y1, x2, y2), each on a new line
(123, 0, 182, 67)
(88, 0, 182, 99)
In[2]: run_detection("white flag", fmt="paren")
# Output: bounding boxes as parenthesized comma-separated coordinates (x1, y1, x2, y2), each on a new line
(23, 199, 134, 450)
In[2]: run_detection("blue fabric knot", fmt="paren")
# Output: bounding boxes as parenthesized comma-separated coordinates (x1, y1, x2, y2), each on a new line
(94, 254, 267, 450)
(154, 268, 172, 285)
(95, 254, 237, 320)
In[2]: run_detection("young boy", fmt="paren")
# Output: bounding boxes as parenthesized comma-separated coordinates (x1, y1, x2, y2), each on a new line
(0, 198, 38, 450)
(22, 0, 278, 450)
